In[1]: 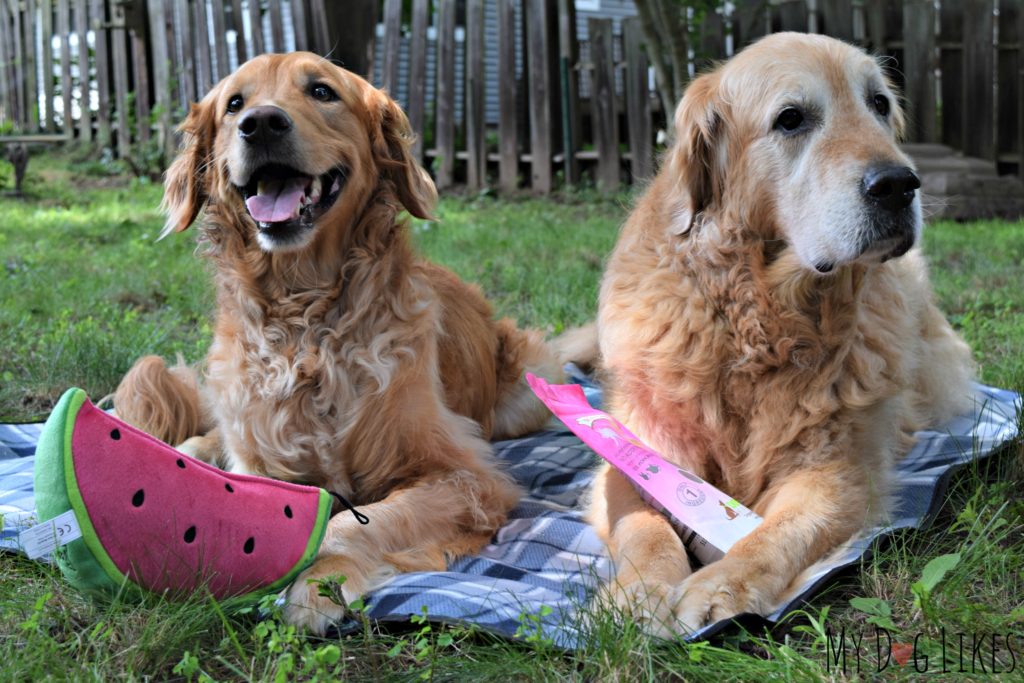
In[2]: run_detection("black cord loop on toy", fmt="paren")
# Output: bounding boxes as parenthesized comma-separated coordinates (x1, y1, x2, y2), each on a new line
(330, 491, 370, 525)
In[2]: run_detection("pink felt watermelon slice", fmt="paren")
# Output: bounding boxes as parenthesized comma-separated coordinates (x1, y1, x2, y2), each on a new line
(33, 388, 332, 601)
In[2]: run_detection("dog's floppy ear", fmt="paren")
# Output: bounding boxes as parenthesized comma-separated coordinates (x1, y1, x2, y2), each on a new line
(160, 84, 222, 238)
(369, 90, 437, 220)
(667, 72, 723, 236)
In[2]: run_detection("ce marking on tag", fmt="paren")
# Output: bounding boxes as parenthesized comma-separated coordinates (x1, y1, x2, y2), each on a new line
(55, 522, 74, 537)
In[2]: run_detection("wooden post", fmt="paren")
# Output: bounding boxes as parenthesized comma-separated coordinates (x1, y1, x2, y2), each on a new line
(23, 0, 38, 129)
(248, 0, 264, 55)
(734, 0, 767, 49)
(526, 0, 552, 193)
(11, 0, 25, 127)
(589, 18, 618, 191)
(194, 0, 212, 96)
(267, 0, 283, 52)
(902, 0, 936, 143)
(863, 0, 887, 52)
(623, 17, 651, 183)
(110, 0, 130, 156)
(210, 0, 230, 79)
(407, 0, 427, 162)
(962, 0, 994, 160)
(310, 0, 329, 57)
(380, 0, 400, 94)
(434, 0, 455, 190)
(147, 0, 172, 157)
(466, 0, 485, 190)
(90, 0, 111, 146)
(996, 0, 1020, 170)
(1019, 4, 1024, 179)
(291, 0, 307, 52)
(497, 0, 517, 192)
(131, 25, 150, 142)
(58, 0, 73, 135)
(557, 0, 579, 185)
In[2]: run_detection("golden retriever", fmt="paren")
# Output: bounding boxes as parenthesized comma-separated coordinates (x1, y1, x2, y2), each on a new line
(113, 52, 562, 633)
(586, 33, 974, 636)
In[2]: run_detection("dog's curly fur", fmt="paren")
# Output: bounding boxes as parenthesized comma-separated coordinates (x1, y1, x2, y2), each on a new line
(586, 33, 975, 636)
(113, 52, 561, 633)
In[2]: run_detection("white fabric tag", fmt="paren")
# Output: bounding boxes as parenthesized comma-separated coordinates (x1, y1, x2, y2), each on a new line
(19, 509, 82, 559)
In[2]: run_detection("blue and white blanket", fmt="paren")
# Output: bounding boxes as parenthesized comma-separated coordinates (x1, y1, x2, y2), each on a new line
(1, 381, 1019, 648)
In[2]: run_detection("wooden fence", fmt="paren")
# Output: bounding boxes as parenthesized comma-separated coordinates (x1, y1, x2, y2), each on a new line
(1, 0, 1022, 193)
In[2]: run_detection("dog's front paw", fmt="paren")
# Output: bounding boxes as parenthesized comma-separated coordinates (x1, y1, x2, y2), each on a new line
(670, 557, 770, 634)
(598, 572, 686, 639)
(281, 564, 359, 635)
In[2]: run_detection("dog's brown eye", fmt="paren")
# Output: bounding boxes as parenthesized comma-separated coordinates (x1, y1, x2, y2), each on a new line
(873, 94, 890, 117)
(775, 107, 804, 133)
(226, 95, 244, 114)
(311, 84, 339, 102)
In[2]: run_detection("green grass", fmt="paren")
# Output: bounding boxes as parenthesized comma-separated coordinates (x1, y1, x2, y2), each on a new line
(1, 151, 1022, 680)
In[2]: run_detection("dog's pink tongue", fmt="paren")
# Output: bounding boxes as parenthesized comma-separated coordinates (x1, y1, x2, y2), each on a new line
(245, 177, 308, 223)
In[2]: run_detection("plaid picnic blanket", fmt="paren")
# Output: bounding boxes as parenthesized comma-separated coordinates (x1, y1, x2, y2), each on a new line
(1, 380, 1019, 648)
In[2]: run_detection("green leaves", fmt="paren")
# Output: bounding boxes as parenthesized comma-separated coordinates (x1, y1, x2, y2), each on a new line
(911, 553, 962, 611)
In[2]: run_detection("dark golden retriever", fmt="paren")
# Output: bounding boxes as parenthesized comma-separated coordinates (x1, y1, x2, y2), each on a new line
(114, 52, 561, 633)
(587, 33, 974, 635)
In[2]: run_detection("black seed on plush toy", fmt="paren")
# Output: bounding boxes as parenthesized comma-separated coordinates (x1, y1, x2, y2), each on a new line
(131, 489, 145, 507)
(225, 483, 234, 493)
(284, 505, 293, 518)
(243, 537, 255, 554)
(110, 429, 120, 440)
(176, 458, 186, 469)
(184, 526, 196, 543)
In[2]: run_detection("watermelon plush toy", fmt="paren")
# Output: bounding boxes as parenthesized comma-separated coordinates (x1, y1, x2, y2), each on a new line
(33, 388, 333, 602)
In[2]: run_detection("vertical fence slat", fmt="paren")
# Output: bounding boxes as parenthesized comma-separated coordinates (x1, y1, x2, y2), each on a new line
(210, 0, 229, 80)
(248, 0, 263, 55)
(497, 0, 517, 192)
(526, 0, 552, 193)
(863, 0, 887, 52)
(90, 0, 110, 145)
(466, 0, 485, 190)
(12, 0, 25, 126)
(24, 0, 38, 129)
(175, 0, 194, 105)
(623, 17, 651, 183)
(940, 0, 963, 149)
(407, 0, 427, 162)
(962, 0, 994, 160)
(131, 23, 150, 142)
(41, 0, 55, 130)
(557, 0, 580, 185)
(434, 0, 455, 190)
(194, 0, 212, 96)
(734, 0, 767, 48)
(311, 0, 329, 57)
(589, 18, 617, 191)
(997, 0, 1019, 168)
(1019, 3, 1024, 179)
(147, 0, 172, 156)
(380, 0, 400, 94)
(74, 0, 92, 140)
(291, 0, 306, 52)
(267, 0, 283, 52)
(0, 1, 13, 126)
(230, 0, 245, 63)
(820, 0, 854, 42)
(776, 0, 807, 33)
(903, 0, 936, 143)
(57, 0, 72, 135)
(110, 0, 129, 156)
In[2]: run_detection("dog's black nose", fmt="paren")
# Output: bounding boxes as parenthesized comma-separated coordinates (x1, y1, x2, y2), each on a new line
(237, 106, 293, 144)
(862, 164, 920, 212)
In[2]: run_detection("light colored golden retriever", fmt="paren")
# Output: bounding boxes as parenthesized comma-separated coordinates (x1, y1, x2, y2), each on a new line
(113, 52, 561, 633)
(587, 33, 974, 635)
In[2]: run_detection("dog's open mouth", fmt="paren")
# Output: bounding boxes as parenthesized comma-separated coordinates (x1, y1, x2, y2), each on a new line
(238, 164, 346, 236)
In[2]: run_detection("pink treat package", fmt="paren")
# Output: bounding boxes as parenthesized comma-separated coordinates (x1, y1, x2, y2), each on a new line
(527, 374, 762, 565)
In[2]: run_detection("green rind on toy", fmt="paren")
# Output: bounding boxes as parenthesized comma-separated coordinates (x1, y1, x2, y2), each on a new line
(34, 388, 126, 596)
(33, 387, 333, 604)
